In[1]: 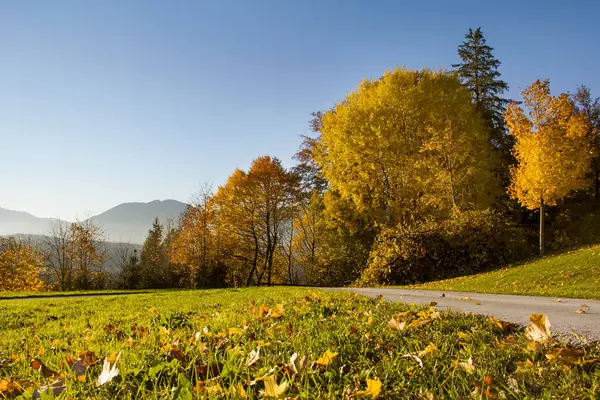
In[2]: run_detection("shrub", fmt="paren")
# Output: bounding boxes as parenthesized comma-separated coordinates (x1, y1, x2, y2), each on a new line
(356, 210, 535, 286)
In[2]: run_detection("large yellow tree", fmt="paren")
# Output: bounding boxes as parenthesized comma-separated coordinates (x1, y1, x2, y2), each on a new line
(505, 79, 592, 255)
(315, 68, 496, 230)
(0, 238, 45, 292)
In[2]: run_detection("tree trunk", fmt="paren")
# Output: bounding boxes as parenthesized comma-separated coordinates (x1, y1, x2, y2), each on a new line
(539, 197, 545, 256)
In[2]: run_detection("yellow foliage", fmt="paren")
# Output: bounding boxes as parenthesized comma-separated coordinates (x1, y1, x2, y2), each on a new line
(315, 68, 496, 228)
(506, 79, 592, 210)
(0, 238, 45, 292)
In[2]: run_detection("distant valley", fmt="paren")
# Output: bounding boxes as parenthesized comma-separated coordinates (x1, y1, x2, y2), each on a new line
(0, 199, 188, 245)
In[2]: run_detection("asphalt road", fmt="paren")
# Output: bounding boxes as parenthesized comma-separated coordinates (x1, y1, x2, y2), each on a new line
(326, 287, 600, 342)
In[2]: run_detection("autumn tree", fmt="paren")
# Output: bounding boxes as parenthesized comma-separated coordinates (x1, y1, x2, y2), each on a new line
(315, 68, 496, 230)
(0, 237, 45, 291)
(170, 185, 226, 288)
(505, 79, 592, 255)
(453, 27, 511, 164)
(69, 220, 108, 289)
(213, 156, 298, 286)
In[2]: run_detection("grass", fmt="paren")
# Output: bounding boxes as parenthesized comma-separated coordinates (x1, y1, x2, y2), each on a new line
(0, 289, 154, 300)
(409, 245, 600, 299)
(0, 288, 599, 399)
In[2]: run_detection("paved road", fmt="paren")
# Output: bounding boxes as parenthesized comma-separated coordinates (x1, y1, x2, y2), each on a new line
(326, 288, 600, 342)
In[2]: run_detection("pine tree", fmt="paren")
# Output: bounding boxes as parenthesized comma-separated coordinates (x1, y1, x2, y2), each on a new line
(120, 249, 142, 289)
(453, 27, 512, 168)
(140, 218, 168, 288)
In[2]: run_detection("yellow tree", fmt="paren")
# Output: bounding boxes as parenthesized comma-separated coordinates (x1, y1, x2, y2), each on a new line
(213, 156, 298, 286)
(505, 79, 592, 255)
(68, 220, 108, 289)
(315, 68, 496, 229)
(0, 238, 45, 292)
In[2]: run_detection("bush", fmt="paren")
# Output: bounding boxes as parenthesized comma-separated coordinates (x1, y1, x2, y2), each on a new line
(356, 210, 535, 286)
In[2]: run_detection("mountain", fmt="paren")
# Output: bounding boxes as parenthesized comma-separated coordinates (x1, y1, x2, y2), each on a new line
(0, 199, 188, 244)
(88, 200, 188, 244)
(0, 207, 67, 237)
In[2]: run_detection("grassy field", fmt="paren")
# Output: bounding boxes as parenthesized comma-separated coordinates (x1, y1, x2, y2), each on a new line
(1, 288, 599, 399)
(0, 289, 154, 300)
(410, 245, 600, 299)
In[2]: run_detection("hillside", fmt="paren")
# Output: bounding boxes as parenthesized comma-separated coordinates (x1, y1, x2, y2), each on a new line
(410, 245, 600, 299)
(88, 199, 187, 244)
(0, 200, 188, 244)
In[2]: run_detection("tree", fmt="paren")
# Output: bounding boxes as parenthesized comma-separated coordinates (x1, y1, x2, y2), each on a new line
(505, 79, 592, 255)
(69, 220, 108, 289)
(140, 218, 171, 288)
(213, 156, 298, 286)
(170, 184, 225, 288)
(43, 221, 75, 290)
(453, 27, 511, 158)
(572, 86, 600, 204)
(314, 68, 496, 230)
(0, 238, 45, 291)
(119, 249, 142, 289)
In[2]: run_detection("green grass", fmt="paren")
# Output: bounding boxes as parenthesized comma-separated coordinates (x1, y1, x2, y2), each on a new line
(1, 288, 599, 399)
(409, 245, 600, 299)
(0, 289, 155, 300)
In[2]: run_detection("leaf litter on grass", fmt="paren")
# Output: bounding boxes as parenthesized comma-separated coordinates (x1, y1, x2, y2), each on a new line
(0, 289, 599, 399)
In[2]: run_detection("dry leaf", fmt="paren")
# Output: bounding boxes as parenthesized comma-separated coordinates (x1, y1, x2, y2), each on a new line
(315, 350, 338, 366)
(525, 314, 552, 343)
(401, 354, 423, 368)
(356, 378, 382, 398)
(258, 375, 287, 398)
(389, 318, 406, 332)
(33, 378, 65, 399)
(459, 357, 475, 374)
(575, 308, 586, 314)
(96, 350, 121, 386)
(246, 347, 260, 367)
(418, 343, 439, 357)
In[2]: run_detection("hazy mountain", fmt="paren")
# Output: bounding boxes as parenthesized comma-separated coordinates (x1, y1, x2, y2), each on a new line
(0, 207, 67, 237)
(88, 200, 188, 244)
(0, 199, 188, 245)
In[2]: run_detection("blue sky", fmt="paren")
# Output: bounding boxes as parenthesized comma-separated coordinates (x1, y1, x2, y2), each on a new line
(0, 1, 598, 220)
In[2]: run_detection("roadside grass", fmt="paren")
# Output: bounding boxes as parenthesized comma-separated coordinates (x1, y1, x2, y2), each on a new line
(0, 288, 598, 399)
(409, 245, 600, 299)
(0, 289, 155, 300)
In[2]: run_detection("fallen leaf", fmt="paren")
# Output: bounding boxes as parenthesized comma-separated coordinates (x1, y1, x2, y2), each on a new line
(315, 350, 338, 366)
(525, 314, 552, 343)
(34, 378, 65, 399)
(458, 357, 475, 374)
(246, 347, 260, 367)
(575, 308, 587, 314)
(389, 318, 406, 332)
(401, 354, 423, 368)
(258, 375, 288, 398)
(31, 359, 60, 378)
(96, 350, 121, 386)
(418, 343, 439, 357)
(356, 378, 382, 398)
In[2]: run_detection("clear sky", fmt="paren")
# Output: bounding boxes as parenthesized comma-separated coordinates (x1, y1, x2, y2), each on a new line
(1, 1, 598, 220)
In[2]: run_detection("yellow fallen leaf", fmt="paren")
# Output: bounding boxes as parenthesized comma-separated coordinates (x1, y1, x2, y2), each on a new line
(389, 318, 406, 332)
(418, 343, 439, 357)
(228, 327, 244, 336)
(230, 383, 247, 398)
(525, 314, 552, 343)
(356, 378, 382, 398)
(270, 303, 284, 319)
(315, 350, 338, 366)
(258, 375, 287, 398)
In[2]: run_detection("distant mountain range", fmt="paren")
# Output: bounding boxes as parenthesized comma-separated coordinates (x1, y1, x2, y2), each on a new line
(0, 200, 188, 244)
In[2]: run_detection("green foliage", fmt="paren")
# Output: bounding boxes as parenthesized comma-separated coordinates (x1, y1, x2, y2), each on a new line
(357, 210, 534, 286)
(412, 244, 600, 299)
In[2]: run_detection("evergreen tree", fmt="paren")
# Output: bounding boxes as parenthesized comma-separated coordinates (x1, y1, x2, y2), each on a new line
(140, 218, 169, 288)
(120, 249, 142, 289)
(453, 27, 512, 169)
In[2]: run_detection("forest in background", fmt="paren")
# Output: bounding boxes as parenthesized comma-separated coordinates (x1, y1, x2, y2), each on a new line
(2, 27, 600, 291)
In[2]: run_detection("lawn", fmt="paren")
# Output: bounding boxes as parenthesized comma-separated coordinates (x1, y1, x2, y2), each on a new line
(0, 289, 154, 300)
(0, 288, 599, 399)
(410, 245, 600, 299)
